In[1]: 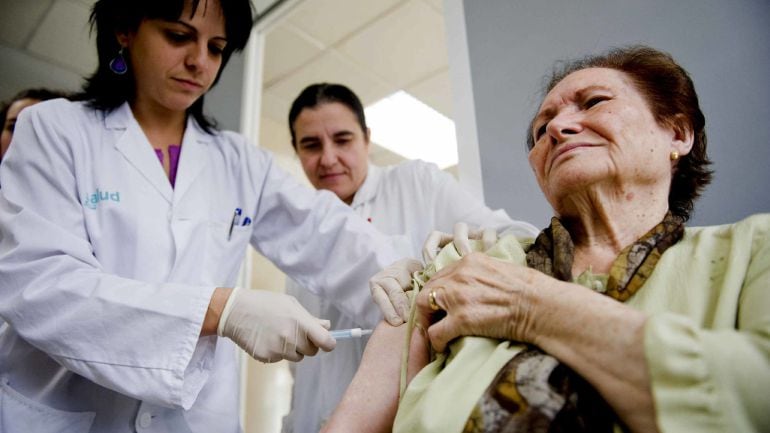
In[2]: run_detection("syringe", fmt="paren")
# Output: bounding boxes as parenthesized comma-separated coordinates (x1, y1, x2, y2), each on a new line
(329, 328, 373, 340)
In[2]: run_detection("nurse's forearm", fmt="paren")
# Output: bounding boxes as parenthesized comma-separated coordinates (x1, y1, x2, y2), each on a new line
(201, 287, 233, 336)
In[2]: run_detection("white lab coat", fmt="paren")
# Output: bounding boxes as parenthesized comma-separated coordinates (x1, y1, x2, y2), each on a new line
(281, 162, 538, 433)
(0, 100, 401, 433)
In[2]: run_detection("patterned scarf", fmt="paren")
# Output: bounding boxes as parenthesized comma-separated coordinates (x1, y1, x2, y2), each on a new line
(463, 212, 684, 433)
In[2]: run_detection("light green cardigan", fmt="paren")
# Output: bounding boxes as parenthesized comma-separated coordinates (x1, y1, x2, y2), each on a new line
(394, 214, 770, 433)
(634, 214, 770, 432)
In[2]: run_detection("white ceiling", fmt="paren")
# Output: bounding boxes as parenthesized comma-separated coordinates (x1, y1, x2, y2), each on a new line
(259, 0, 450, 165)
(262, 0, 449, 121)
(0, 0, 452, 166)
(0, 0, 98, 76)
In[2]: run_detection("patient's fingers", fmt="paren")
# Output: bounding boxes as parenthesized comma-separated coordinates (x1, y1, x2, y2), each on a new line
(426, 316, 452, 352)
(418, 285, 455, 352)
(415, 281, 455, 351)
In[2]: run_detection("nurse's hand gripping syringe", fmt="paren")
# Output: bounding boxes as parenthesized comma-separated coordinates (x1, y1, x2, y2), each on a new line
(330, 328, 373, 340)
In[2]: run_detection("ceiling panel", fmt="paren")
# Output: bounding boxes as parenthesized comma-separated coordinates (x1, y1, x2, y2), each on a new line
(405, 68, 453, 118)
(423, 0, 444, 12)
(0, 0, 54, 48)
(338, 0, 447, 88)
(287, 0, 404, 47)
(253, 0, 282, 16)
(266, 50, 395, 111)
(263, 24, 324, 85)
(73, 0, 97, 6)
(27, 0, 96, 75)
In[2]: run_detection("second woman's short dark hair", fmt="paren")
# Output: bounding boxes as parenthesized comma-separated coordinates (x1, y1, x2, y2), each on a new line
(79, 0, 254, 133)
(288, 83, 367, 148)
(1, 88, 69, 125)
(527, 45, 713, 221)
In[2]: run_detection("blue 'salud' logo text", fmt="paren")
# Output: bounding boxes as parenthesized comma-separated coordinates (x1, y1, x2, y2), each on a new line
(83, 188, 121, 209)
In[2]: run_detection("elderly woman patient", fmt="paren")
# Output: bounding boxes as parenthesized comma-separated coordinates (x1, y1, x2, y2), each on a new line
(321, 45, 770, 433)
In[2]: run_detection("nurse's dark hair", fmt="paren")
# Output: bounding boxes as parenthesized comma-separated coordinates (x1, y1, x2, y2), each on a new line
(288, 83, 367, 148)
(526, 45, 713, 221)
(77, 0, 254, 133)
(1, 88, 69, 123)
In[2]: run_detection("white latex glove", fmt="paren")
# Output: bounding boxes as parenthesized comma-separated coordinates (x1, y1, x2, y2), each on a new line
(422, 222, 499, 263)
(217, 287, 336, 363)
(369, 258, 423, 325)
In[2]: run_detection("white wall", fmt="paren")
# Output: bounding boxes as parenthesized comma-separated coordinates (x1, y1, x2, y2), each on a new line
(458, 0, 770, 228)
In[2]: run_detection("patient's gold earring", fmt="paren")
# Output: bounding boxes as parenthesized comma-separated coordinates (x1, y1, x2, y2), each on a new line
(670, 151, 679, 161)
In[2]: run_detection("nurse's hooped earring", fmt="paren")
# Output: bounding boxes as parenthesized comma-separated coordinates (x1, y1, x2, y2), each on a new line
(109, 47, 128, 75)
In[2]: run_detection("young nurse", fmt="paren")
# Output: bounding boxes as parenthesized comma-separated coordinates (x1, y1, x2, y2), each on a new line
(281, 83, 538, 433)
(0, 1, 405, 432)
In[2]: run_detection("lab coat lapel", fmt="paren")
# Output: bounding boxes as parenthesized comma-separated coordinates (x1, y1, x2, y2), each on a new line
(108, 104, 173, 203)
(350, 163, 381, 221)
(172, 118, 209, 204)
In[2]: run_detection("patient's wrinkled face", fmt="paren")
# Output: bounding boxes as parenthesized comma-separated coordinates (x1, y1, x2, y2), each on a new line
(528, 67, 682, 214)
(293, 102, 370, 205)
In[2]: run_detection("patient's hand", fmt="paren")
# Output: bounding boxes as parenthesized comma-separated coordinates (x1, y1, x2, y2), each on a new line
(415, 252, 546, 352)
(321, 322, 430, 433)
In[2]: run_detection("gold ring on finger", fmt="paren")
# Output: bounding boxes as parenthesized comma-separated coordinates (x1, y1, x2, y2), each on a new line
(428, 289, 442, 311)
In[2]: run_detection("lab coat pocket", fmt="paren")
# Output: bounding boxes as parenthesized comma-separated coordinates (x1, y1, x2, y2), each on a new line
(203, 219, 252, 285)
(210, 220, 252, 252)
(0, 377, 95, 433)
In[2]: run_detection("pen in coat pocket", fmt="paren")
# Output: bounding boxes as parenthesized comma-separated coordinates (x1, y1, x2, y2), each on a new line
(227, 208, 241, 240)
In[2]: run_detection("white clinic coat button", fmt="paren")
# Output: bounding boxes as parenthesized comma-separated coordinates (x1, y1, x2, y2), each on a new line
(138, 412, 152, 428)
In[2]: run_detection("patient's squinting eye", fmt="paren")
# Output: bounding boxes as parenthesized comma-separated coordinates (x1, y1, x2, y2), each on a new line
(584, 95, 609, 108)
(535, 123, 548, 140)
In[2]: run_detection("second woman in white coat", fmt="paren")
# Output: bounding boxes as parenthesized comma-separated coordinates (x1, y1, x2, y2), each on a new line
(281, 83, 538, 433)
